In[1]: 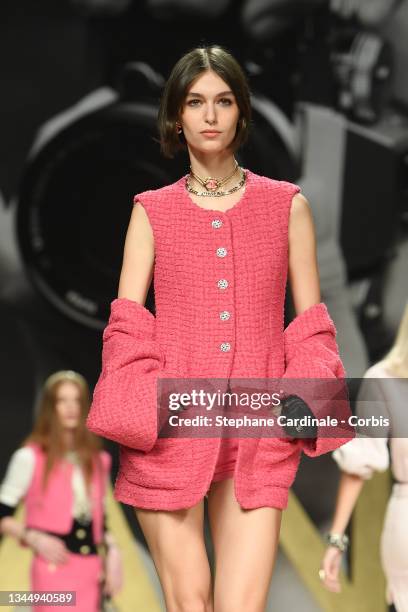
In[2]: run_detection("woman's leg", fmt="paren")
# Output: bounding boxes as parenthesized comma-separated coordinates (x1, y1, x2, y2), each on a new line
(134, 498, 214, 612)
(206, 478, 282, 612)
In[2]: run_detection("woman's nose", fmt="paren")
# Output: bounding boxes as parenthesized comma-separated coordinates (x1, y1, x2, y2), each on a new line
(204, 104, 217, 123)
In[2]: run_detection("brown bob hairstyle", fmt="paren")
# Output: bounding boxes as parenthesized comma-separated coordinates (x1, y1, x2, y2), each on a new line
(157, 44, 252, 159)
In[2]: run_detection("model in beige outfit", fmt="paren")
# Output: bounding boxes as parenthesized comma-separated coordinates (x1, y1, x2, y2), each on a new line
(319, 301, 408, 611)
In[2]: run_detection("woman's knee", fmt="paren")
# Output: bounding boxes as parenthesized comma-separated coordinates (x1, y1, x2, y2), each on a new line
(166, 590, 213, 612)
(158, 557, 213, 612)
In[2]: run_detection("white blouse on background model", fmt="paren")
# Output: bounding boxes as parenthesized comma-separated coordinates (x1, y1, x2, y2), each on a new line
(0, 446, 108, 520)
(332, 360, 408, 483)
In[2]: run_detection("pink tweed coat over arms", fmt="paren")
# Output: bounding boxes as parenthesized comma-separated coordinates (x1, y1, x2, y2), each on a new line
(87, 169, 354, 511)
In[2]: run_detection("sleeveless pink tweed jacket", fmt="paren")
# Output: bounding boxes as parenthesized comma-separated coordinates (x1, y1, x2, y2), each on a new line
(87, 169, 354, 511)
(23, 443, 110, 544)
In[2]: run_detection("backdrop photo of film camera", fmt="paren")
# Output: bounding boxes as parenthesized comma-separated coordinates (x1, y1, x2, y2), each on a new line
(0, 0, 407, 535)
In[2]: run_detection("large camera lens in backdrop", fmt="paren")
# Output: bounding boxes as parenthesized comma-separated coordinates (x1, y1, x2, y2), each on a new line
(16, 63, 299, 329)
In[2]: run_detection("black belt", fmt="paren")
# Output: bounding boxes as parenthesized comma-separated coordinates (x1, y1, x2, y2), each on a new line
(43, 517, 99, 556)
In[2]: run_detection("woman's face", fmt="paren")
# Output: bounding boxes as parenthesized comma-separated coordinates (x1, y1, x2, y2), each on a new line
(179, 69, 240, 156)
(54, 381, 81, 429)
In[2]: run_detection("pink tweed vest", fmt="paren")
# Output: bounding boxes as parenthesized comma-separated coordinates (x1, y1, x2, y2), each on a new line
(23, 443, 110, 545)
(88, 168, 354, 511)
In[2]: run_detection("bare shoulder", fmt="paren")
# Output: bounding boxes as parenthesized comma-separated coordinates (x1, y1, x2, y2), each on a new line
(290, 192, 312, 216)
(118, 196, 155, 301)
(131, 198, 152, 230)
(126, 198, 154, 240)
(288, 192, 314, 233)
(133, 179, 180, 223)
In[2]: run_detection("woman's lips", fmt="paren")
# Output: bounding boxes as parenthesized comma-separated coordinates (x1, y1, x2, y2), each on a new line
(201, 131, 220, 138)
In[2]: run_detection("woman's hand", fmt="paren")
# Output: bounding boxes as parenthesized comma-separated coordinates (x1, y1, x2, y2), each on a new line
(103, 544, 124, 597)
(25, 529, 69, 565)
(320, 546, 343, 592)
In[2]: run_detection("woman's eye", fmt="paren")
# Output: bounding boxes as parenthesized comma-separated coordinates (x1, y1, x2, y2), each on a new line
(186, 98, 233, 106)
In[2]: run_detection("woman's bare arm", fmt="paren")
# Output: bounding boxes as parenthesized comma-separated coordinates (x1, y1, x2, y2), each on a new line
(0, 516, 69, 564)
(117, 202, 155, 304)
(330, 471, 365, 534)
(288, 193, 321, 314)
(288, 192, 365, 523)
(320, 472, 365, 592)
(0, 516, 27, 541)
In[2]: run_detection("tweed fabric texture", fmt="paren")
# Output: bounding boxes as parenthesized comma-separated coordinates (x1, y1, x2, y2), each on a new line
(87, 169, 354, 510)
(282, 302, 352, 456)
(88, 299, 165, 452)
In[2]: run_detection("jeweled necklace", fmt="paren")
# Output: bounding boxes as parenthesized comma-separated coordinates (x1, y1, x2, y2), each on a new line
(189, 160, 239, 192)
(186, 163, 246, 197)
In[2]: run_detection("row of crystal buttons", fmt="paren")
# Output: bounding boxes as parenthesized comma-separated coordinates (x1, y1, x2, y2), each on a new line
(213, 218, 231, 352)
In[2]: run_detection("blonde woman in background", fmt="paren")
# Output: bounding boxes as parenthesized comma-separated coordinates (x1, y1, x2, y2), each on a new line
(0, 370, 123, 611)
(319, 302, 408, 611)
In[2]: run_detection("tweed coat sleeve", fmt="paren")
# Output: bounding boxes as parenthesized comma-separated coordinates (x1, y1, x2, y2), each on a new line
(86, 297, 165, 452)
(282, 302, 355, 457)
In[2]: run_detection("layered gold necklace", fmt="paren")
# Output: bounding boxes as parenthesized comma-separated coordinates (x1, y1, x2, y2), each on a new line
(186, 160, 246, 197)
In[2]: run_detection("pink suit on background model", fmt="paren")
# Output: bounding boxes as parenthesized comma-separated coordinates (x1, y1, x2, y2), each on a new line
(87, 169, 355, 511)
(22, 442, 110, 612)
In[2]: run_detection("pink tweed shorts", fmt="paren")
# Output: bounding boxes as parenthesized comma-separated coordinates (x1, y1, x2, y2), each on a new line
(211, 437, 238, 483)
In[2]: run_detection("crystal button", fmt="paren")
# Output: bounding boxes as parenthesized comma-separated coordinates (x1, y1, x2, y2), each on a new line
(212, 219, 223, 229)
(220, 342, 231, 352)
(217, 279, 229, 289)
(216, 247, 227, 257)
